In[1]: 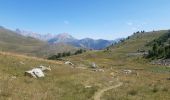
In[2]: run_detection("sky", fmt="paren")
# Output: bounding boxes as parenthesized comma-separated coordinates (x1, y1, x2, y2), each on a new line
(0, 0, 170, 40)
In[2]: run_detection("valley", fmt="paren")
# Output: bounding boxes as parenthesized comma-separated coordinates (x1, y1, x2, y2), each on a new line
(1, 1, 170, 99)
(0, 29, 170, 100)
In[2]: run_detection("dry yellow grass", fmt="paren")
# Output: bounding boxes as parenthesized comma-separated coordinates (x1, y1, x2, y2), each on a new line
(0, 51, 63, 65)
(0, 51, 120, 100)
(0, 30, 170, 100)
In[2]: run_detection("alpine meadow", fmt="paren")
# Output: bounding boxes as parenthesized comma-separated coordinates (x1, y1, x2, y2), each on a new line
(0, 0, 170, 100)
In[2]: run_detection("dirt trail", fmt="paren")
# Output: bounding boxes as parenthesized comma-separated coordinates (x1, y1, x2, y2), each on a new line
(94, 82, 123, 100)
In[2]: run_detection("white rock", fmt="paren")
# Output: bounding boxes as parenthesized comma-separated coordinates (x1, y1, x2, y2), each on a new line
(98, 69, 104, 72)
(85, 86, 92, 88)
(65, 61, 74, 66)
(38, 65, 51, 71)
(123, 70, 132, 74)
(91, 62, 97, 68)
(19, 61, 25, 65)
(25, 68, 45, 78)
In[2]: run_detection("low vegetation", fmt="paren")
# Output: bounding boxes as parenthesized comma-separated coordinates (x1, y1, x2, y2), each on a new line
(0, 30, 170, 100)
(0, 52, 102, 100)
(48, 49, 86, 60)
(67, 30, 170, 100)
(147, 30, 170, 59)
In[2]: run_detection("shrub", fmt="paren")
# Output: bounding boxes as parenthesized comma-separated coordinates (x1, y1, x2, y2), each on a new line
(128, 90, 138, 96)
(48, 49, 86, 60)
(146, 31, 170, 59)
(162, 87, 168, 92)
(152, 86, 159, 93)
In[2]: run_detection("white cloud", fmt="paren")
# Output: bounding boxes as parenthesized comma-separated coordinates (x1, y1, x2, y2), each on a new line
(64, 20, 69, 25)
(127, 22, 133, 26)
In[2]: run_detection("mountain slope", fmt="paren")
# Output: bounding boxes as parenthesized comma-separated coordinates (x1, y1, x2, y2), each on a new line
(78, 38, 113, 50)
(108, 30, 167, 53)
(48, 33, 77, 43)
(66, 30, 170, 100)
(0, 27, 46, 55)
(16, 29, 55, 41)
(0, 27, 78, 57)
(0, 29, 170, 100)
(34, 43, 79, 57)
(146, 30, 170, 59)
(68, 30, 167, 66)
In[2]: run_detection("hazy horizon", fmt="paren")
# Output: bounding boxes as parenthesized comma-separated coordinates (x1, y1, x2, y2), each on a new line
(0, 0, 170, 40)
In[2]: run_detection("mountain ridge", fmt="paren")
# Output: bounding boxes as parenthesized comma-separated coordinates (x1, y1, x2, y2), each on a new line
(16, 29, 116, 50)
(0, 27, 79, 58)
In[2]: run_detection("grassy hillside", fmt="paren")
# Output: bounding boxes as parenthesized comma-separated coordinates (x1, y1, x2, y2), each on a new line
(0, 52, 101, 100)
(34, 43, 80, 57)
(0, 30, 170, 100)
(65, 30, 170, 100)
(0, 27, 45, 54)
(110, 30, 167, 53)
(0, 27, 78, 57)
(146, 30, 170, 59)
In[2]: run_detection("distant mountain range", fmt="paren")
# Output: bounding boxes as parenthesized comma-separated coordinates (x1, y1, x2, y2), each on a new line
(0, 27, 79, 57)
(15, 29, 55, 41)
(16, 29, 117, 50)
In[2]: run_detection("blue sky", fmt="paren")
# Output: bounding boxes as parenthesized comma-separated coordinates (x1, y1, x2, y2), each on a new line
(0, 0, 170, 40)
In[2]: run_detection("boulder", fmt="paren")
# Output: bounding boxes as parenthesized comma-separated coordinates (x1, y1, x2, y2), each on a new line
(38, 65, 51, 71)
(65, 61, 74, 66)
(25, 68, 45, 78)
(91, 62, 98, 68)
(25, 65, 51, 78)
